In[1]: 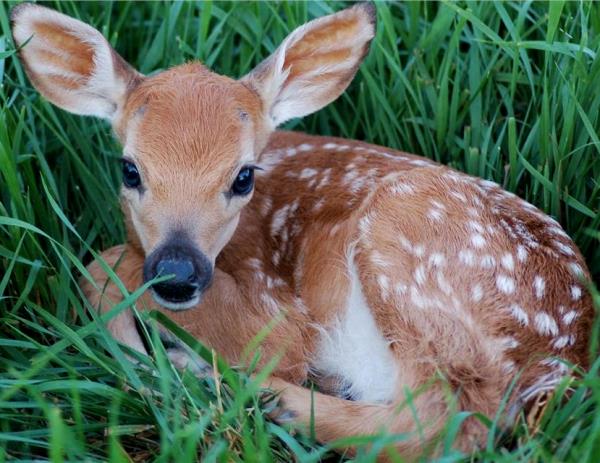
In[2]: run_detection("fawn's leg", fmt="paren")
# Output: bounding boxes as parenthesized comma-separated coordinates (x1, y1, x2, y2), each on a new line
(266, 376, 454, 460)
(81, 244, 309, 382)
(81, 245, 148, 353)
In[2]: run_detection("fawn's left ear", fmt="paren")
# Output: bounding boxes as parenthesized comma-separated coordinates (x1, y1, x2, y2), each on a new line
(242, 2, 376, 128)
(11, 3, 142, 121)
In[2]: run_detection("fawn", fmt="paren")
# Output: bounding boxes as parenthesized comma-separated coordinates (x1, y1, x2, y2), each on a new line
(12, 2, 594, 458)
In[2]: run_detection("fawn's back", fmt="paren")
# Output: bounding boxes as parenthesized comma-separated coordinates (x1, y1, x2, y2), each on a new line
(223, 130, 592, 405)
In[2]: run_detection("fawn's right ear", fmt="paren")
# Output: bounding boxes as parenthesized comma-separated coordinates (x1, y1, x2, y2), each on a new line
(11, 3, 142, 121)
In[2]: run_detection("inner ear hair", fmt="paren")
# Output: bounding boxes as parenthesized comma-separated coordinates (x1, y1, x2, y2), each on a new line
(11, 2, 142, 120)
(242, 2, 377, 128)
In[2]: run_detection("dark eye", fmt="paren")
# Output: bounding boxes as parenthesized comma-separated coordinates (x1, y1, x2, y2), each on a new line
(122, 160, 141, 188)
(231, 167, 255, 196)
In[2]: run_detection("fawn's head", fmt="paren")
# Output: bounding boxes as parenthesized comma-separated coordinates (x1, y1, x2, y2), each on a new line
(11, 2, 376, 309)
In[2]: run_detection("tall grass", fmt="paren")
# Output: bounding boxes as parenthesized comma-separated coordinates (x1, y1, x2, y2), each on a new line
(1, 1, 599, 461)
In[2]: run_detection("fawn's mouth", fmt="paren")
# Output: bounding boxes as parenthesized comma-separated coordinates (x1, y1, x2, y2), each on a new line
(150, 290, 202, 311)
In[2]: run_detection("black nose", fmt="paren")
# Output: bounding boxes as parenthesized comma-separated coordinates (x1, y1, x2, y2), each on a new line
(143, 235, 213, 307)
(152, 257, 198, 302)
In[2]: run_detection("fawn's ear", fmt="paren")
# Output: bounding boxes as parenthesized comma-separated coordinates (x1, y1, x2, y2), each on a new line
(242, 2, 376, 128)
(11, 3, 142, 120)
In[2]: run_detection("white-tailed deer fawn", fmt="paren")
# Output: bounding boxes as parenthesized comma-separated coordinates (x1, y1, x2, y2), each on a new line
(12, 2, 594, 458)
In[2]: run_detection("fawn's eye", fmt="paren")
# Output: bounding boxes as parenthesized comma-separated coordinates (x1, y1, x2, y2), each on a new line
(231, 167, 255, 196)
(122, 160, 141, 189)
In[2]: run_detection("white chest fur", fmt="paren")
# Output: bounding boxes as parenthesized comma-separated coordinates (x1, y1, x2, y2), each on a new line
(312, 255, 399, 403)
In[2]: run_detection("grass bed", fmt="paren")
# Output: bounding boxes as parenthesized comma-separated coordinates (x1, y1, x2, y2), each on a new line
(0, 1, 599, 461)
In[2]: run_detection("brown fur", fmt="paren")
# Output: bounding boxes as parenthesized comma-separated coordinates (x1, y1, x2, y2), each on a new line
(12, 2, 594, 459)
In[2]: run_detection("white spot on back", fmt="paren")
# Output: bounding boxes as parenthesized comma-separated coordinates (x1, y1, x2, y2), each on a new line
(562, 310, 579, 326)
(501, 253, 514, 271)
(298, 143, 313, 152)
(436, 271, 452, 295)
(260, 293, 280, 315)
(391, 183, 415, 195)
(517, 245, 528, 262)
(399, 235, 413, 253)
(330, 223, 342, 236)
(496, 275, 515, 294)
(430, 200, 446, 210)
(459, 249, 476, 266)
(552, 335, 571, 350)
(370, 251, 391, 269)
(414, 264, 427, 285)
(471, 284, 483, 302)
(499, 219, 518, 240)
(467, 207, 479, 218)
(428, 208, 444, 221)
(467, 220, 484, 233)
(317, 168, 332, 189)
(247, 257, 262, 270)
(510, 304, 529, 326)
(350, 177, 366, 194)
(534, 312, 559, 336)
(413, 245, 426, 257)
(486, 225, 498, 235)
(394, 282, 408, 297)
(409, 286, 427, 308)
(533, 276, 545, 299)
(503, 361, 516, 373)
(570, 286, 582, 301)
(313, 198, 325, 212)
(271, 205, 291, 236)
(450, 191, 467, 202)
(480, 254, 495, 269)
(471, 233, 486, 248)
(568, 262, 584, 277)
(501, 337, 519, 349)
(480, 179, 499, 189)
(299, 168, 318, 179)
(428, 253, 446, 268)
(548, 226, 569, 239)
(377, 274, 390, 301)
(272, 250, 281, 266)
(343, 170, 358, 185)
(260, 198, 273, 217)
(553, 240, 575, 256)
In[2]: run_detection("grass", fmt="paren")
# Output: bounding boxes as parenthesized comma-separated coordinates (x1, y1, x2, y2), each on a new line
(1, 0, 599, 461)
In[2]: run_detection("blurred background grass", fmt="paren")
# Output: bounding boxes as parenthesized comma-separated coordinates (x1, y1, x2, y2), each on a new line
(0, 1, 599, 461)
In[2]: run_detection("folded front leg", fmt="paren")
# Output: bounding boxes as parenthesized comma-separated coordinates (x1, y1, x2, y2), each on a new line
(81, 244, 310, 384)
(81, 244, 148, 354)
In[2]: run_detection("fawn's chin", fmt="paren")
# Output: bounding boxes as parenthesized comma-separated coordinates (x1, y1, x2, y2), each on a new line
(151, 291, 201, 311)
